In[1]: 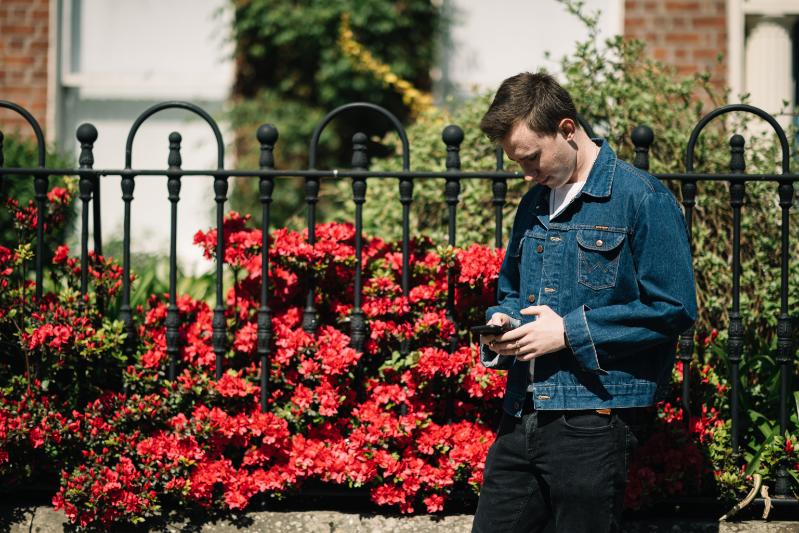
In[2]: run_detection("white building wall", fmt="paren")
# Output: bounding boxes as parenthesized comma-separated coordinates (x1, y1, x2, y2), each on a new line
(57, 0, 234, 274)
(442, 0, 623, 95)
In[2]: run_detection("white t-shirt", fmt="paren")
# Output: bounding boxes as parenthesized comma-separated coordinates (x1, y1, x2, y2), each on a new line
(528, 179, 587, 387)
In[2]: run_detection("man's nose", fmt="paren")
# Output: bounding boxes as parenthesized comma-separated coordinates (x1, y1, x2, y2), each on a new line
(524, 167, 539, 180)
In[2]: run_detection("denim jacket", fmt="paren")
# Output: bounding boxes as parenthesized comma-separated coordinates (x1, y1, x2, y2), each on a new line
(482, 140, 697, 417)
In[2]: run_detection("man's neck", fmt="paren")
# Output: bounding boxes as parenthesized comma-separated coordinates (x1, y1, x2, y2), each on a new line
(569, 133, 601, 184)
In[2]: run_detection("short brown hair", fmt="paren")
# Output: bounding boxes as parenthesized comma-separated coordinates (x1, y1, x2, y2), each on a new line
(479, 72, 578, 142)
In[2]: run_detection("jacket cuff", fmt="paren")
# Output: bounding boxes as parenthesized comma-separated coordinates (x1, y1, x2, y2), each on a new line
(563, 305, 608, 375)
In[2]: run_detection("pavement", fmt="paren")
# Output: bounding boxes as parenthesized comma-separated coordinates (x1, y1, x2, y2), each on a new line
(2, 506, 799, 533)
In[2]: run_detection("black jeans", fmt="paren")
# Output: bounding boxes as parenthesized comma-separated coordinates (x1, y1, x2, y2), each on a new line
(472, 407, 638, 533)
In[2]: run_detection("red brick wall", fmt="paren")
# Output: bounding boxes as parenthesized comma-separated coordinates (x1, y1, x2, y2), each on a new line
(624, 0, 727, 89)
(0, 0, 50, 138)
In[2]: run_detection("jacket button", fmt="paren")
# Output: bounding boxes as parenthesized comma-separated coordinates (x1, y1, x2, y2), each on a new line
(596, 239, 604, 247)
(527, 294, 536, 303)
(513, 401, 521, 410)
(536, 245, 544, 253)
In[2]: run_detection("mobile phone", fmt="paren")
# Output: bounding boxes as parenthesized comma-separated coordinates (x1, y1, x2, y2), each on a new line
(470, 324, 508, 336)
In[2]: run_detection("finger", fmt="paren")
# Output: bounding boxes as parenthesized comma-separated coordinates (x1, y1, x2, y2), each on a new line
(487, 315, 508, 326)
(520, 305, 546, 316)
(493, 338, 527, 355)
(495, 328, 526, 343)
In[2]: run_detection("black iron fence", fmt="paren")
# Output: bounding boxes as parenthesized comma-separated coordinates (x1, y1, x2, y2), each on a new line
(1, 100, 797, 500)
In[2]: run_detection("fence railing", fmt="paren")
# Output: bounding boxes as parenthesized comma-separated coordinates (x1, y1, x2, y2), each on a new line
(1, 99, 796, 500)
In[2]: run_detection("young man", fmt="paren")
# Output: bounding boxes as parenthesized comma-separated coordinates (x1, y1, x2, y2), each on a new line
(472, 72, 696, 532)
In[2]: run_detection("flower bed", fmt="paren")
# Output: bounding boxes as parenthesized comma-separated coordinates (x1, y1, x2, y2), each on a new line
(1, 187, 796, 529)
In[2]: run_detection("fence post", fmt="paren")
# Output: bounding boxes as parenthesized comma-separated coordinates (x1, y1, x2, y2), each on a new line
(350, 132, 368, 354)
(443, 125, 463, 422)
(33, 171, 48, 300)
(166, 132, 183, 381)
(76, 124, 98, 309)
(727, 134, 746, 458)
(301, 174, 320, 333)
(775, 177, 795, 497)
(213, 163, 229, 381)
(120, 168, 137, 353)
(257, 124, 277, 412)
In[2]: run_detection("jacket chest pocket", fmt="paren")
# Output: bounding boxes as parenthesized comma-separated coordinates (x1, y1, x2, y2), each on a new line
(576, 229, 626, 290)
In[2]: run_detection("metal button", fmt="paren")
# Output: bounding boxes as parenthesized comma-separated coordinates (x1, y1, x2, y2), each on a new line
(596, 239, 604, 247)
(527, 294, 536, 303)
(513, 401, 521, 410)
(536, 245, 544, 253)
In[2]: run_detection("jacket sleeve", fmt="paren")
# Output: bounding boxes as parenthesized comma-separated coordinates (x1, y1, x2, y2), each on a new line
(562, 192, 697, 375)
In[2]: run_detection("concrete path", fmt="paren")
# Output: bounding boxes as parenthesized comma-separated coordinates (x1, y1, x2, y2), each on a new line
(2, 507, 799, 533)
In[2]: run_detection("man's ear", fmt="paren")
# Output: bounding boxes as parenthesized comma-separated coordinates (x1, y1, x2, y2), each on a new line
(558, 118, 576, 140)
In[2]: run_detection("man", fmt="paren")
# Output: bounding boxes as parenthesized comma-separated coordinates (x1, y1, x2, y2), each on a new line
(472, 72, 696, 533)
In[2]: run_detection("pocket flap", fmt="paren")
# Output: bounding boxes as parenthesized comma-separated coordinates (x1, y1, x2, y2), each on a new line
(576, 229, 625, 251)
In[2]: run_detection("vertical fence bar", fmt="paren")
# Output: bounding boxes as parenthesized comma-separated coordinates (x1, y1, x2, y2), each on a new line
(399, 173, 414, 364)
(76, 124, 98, 307)
(678, 177, 697, 426)
(91, 172, 104, 314)
(120, 170, 136, 353)
(302, 173, 320, 333)
(492, 146, 507, 249)
(33, 171, 48, 300)
(213, 164, 229, 380)
(442, 125, 463, 423)
(351, 133, 368, 403)
(442, 125, 463, 353)
(165, 133, 183, 381)
(727, 134, 746, 457)
(775, 179, 794, 497)
(92, 174, 102, 255)
(350, 133, 368, 354)
(257, 124, 277, 412)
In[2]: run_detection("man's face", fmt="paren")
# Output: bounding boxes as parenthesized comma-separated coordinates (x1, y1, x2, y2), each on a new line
(501, 120, 577, 188)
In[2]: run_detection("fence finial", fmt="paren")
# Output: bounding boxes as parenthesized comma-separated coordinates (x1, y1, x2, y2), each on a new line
(257, 124, 278, 169)
(168, 132, 182, 171)
(442, 125, 464, 172)
(351, 132, 369, 170)
(730, 134, 746, 174)
(631, 125, 654, 171)
(77, 123, 98, 168)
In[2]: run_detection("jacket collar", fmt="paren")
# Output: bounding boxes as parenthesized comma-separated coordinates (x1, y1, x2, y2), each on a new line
(579, 139, 616, 199)
(531, 139, 616, 229)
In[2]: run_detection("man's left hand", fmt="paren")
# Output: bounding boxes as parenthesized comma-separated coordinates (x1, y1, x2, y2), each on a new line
(488, 305, 566, 361)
